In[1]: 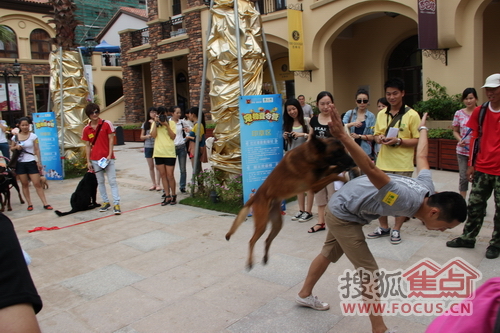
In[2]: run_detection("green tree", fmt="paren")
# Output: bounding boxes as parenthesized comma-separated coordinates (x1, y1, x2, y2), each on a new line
(0, 25, 15, 43)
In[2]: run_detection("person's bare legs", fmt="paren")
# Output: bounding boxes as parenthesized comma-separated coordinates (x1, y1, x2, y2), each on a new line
(165, 165, 176, 196)
(156, 165, 169, 196)
(378, 216, 389, 229)
(29, 173, 48, 206)
(18, 174, 32, 207)
(146, 157, 156, 188)
(306, 189, 314, 214)
(297, 192, 305, 212)
(310, 204, 326, 232)
(393, 216, 406, 231)
(298, 253, 330, 298)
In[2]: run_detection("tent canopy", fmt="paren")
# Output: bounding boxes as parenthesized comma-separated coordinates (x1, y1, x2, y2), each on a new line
(79, 40, 120, 54)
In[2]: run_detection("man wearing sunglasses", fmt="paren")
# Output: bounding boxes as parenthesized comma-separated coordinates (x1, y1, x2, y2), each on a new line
(82, 103, 121, 215)
(368, 78, 421, 245)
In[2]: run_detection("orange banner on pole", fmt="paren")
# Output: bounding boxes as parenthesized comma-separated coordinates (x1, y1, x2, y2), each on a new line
(287, 9, 304, 71)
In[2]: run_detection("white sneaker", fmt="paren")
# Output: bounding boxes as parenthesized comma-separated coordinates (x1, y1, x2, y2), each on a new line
(295, 294, 330, 311)
(298, 212, 313, 222)
(291, 211, 304, 221)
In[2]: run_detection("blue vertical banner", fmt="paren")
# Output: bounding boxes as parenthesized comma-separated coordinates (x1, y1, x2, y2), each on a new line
(239, 94, 283, 204)
(32, 112, 63, 180)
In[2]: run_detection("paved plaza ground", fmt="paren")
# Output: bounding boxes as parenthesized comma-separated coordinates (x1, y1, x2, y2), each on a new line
(8, 142, 499, 332)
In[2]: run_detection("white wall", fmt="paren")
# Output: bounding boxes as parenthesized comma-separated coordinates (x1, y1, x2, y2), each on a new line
(101, 14, 147, 46)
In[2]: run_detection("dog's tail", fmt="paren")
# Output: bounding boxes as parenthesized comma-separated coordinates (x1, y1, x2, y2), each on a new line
(54, 209, 76, 217)
(225, 196, 255, 241)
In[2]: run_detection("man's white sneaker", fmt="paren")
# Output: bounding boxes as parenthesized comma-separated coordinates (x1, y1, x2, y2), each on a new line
(295, 294, 330, 311)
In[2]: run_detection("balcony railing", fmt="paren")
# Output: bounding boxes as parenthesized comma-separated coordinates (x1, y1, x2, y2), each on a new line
(256, 0, 287, 15)
(161, 15, 187, 40)
(131, 27, 149, 47)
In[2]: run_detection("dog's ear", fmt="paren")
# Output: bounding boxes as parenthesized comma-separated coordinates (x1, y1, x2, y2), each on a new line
(310, 134, 327, 152)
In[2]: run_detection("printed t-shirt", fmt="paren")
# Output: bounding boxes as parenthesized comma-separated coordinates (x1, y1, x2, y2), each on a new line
(82, 119, 115, 160)
(329, 169, 434, 225)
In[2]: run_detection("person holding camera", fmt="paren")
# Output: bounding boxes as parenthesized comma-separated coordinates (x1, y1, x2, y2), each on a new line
(150, 108, 178, 205)
(283, 98, 314, 223)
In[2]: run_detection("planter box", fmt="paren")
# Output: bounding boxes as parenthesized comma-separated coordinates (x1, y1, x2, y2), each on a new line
(428, 139, 439, 169)
(439, 139, 459, 171)
(123, 129, 142, 142)
(205, 128, 214, 138)
(123, 129, 135, 142)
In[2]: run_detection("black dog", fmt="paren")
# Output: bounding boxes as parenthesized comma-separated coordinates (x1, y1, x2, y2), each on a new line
(0, 167, 25, 212)
(55, 172, 100, 216)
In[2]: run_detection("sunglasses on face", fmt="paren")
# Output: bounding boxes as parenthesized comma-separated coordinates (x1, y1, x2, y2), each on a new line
(91, 110, 100, 115)
(356, 99, 369, 104)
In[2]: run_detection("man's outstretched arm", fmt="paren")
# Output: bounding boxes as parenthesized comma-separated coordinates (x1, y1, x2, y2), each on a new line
(327, 106, 390, 190)
(415, 113, 430, 174)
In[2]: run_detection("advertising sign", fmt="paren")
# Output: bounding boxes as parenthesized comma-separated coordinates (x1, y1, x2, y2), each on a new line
(32, 112, 63, 180)
(0, 83, 21, 111)
(239, 94, 283, 204)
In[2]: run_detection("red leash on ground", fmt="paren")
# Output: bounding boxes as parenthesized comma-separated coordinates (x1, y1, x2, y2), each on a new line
(28, 203, 161, 233)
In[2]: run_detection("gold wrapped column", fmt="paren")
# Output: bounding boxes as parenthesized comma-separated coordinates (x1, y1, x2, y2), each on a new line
(207, 0, 266, 174)
(49, 50, 90, 159)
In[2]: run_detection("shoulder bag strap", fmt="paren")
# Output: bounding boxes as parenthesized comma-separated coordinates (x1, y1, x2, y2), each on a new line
(91, 121, 103, 148)
(471, 102, 489, 166)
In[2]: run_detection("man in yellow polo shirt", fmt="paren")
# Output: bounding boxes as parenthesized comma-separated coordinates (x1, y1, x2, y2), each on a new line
(368, 78, 421, 244)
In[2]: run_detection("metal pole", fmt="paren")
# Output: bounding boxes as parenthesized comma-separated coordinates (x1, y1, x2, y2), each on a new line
(234, 0, 244, 95)
(190, 0, 215, 194)
(255, 2, 278, 94)
(59, 47, 65, 178)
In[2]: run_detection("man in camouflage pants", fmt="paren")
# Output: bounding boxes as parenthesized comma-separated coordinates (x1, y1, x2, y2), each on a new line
(447, 73, 500, 259)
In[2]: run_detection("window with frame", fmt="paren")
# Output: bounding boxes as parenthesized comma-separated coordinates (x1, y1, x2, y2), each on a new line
(35, 77, 51, 112)
(30, 29, 51, 60)
(0, 26, 18, 58)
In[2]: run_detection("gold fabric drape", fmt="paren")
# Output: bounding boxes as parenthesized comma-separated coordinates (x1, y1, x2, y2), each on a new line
(49, 50, 89, 159)
(208, 0, 265, 174)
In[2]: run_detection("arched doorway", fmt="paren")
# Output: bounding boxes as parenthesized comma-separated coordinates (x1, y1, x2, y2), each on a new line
(387, 35, 422, 107)
(104, 76, 123, 106)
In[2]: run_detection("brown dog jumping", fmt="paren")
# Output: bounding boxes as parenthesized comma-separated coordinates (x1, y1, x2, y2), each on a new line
(225, 134, 355, 270)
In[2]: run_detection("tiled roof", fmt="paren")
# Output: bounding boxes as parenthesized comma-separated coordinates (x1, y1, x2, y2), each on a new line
(20, 0, 50, 3)
(120, 7, 147, 18)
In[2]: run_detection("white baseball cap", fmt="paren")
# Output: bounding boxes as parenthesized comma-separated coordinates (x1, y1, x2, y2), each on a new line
(482, 74, 500, 88)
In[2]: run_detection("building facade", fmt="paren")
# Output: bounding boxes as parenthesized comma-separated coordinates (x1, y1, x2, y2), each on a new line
(0, 0, 55, 124)
(120, 0, 500, 123)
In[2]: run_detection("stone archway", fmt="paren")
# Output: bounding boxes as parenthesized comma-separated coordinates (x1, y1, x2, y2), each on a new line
(104, 76, 123, 107)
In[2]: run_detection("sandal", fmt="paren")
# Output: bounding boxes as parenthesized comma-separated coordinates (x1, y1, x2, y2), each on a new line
(149, 185, 156, 191)
(43, 205, 53, 210)
(170, 194, 177, 205)
(308, 223, 325, 233)
(156, 186, 162, 191)
(27, 205, 33, 211)
(161, 195, 171, 206)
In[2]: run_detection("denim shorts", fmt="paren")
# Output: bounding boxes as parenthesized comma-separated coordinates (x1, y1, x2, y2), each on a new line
(144, 147, 154, 158)
(16, 161, 39, 175)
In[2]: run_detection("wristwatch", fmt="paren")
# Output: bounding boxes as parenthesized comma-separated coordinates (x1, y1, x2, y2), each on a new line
(418, 126, 429, 132)
(394, 138, 402, 147)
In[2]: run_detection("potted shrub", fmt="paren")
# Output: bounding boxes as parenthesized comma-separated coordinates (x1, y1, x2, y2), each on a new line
(413, 79, 463, 120)
(121, 123, 142, 142)
(427, 128, 459, 171)
(205, 122, 216, 138)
